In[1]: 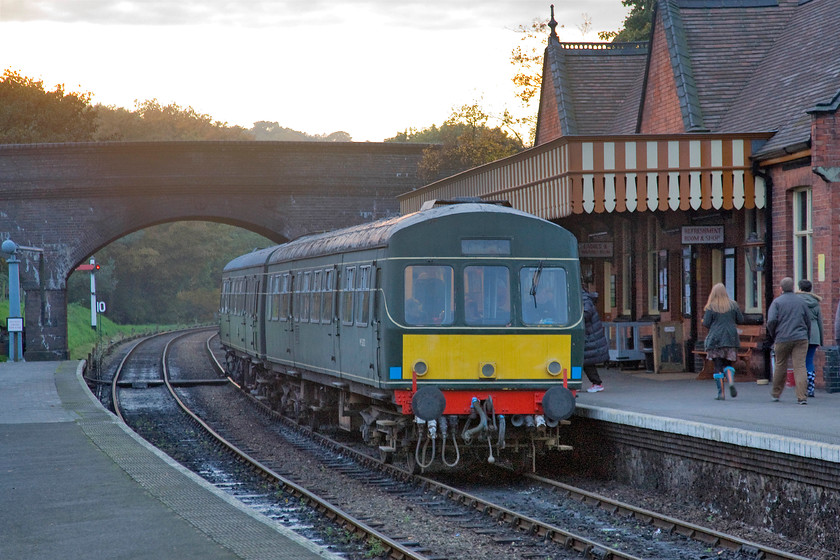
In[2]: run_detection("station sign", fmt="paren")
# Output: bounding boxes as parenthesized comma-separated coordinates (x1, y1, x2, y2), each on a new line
(579, 242, 614, 258)
(681, 225, 724, 245)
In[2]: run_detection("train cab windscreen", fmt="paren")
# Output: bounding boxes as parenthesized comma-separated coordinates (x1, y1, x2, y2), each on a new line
(464, 266, 510, 326)
(520, 266, 568, 325)
(404, 265, 454, 325)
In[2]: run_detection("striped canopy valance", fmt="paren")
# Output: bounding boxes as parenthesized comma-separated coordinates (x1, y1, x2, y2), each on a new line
(399, 133, 773, 219)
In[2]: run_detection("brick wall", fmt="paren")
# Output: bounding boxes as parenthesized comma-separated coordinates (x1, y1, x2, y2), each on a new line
(0, 141, 428, 359)
(639, 21, 685, 134)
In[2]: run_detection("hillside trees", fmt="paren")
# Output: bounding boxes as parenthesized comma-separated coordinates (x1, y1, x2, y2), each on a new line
(67, 222, 272, 324)
(387, 102, 524, 181)
(0, 70, 97, 143)
(94, 99, 253, 141)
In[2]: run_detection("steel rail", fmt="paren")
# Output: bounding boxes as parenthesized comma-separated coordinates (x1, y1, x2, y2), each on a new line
(524, 473, 814, 560)
(207, 331, 815, 560)
(165, 331, 431, 560)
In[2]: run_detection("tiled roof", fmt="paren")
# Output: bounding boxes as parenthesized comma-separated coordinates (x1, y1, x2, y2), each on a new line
(542, 41, 648, 135)
(539, 0, 838, 156)
(675, 0, 799, 134)
(717, 0, 840, 157)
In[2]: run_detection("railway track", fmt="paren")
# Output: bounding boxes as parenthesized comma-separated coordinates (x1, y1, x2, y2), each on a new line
(111, 328, 433, 560)
(200, 332, 816, 560)
(107, 328, 818, 560)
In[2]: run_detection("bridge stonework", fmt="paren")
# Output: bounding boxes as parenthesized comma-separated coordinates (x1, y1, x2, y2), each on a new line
(0, 141, 427, 360)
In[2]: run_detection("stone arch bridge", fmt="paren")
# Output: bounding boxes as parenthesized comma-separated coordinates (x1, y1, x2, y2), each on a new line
(0, 141, 427, 360)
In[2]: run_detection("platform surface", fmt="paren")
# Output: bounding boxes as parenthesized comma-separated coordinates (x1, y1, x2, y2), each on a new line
(575, 367, 840, 463)
(0, 360, 340, 560)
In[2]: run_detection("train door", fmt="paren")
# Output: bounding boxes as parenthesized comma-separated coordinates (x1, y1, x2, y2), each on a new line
(337, 263, 377, 385)
(246, 274, 261, 354)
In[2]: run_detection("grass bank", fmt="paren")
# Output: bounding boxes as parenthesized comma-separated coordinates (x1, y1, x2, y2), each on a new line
(2, 301, 183, 361)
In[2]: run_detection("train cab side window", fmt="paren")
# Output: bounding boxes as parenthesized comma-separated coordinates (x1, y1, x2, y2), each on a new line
(520, 266, 569, 326)
(342, 266, 356, 326)
(355, 265, 372, 326)
(464, 266, 510, 326)
(404, 265, 454, 326)
(280, 273, 291, 321)
(322, 269, 335, 323)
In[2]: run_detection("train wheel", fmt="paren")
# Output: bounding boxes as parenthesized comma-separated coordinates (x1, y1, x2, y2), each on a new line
(404, 450, 421, 475)
(379, 448, 394, 464)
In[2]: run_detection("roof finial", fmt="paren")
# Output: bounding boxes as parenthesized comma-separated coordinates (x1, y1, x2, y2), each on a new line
(548, 4, 558, 39)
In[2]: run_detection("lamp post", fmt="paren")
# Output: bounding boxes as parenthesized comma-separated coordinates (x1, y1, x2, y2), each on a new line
(2, 240, 24, 361)
(2, 240, 45, 362)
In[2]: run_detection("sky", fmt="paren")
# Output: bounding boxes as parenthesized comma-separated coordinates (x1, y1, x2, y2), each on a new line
(0, 1, 629, 142)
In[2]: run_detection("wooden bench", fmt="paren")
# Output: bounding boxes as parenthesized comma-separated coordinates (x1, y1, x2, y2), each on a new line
(693, 324, 764, 378)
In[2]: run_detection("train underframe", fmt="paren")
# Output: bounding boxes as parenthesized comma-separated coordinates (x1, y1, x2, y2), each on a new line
(225, 350, 574, 473)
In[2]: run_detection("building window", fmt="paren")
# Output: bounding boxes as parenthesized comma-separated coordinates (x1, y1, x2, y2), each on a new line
(724, 248, 736, 301)
(744, 208, 765, 313)
(621, 222, 631, 316)
(793, 188, 812, 285)
(646, 222, 660, 315)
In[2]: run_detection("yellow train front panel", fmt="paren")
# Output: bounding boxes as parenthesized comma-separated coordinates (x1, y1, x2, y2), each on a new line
(401, 333, 578, 385)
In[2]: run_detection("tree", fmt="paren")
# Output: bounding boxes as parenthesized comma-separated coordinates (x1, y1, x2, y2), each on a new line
(0, 69, 97, 143)
(251, 121, 351, 142)
(94, 99, 253, 141)
(68, 222, 272, 325)
(388, 103, 524, 182)
(598, 0, 654, 42)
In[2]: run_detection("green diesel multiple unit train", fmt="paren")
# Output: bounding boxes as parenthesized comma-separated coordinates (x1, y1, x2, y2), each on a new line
(219, 200, 584, 472)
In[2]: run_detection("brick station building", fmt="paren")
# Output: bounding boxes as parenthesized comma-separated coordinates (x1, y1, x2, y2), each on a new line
(400, 0, 840, 386)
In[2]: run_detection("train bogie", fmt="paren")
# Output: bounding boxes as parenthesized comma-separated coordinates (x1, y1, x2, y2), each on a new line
(219, 201, 584, 471)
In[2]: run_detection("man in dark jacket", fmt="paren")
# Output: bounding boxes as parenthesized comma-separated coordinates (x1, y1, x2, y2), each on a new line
(767, 277, 811, 404)
(582, 288, 610, 392)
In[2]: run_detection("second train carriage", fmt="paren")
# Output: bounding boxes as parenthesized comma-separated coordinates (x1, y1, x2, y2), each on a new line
(219, 200, 584, 471)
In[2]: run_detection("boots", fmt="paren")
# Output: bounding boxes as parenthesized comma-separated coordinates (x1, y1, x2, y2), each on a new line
(724, 366, 737, 398)
(714, 373, 724, 400)
(807, 371, 815, 398)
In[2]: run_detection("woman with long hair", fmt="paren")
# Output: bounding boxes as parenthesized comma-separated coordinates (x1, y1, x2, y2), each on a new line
(702, 283, 744, 400)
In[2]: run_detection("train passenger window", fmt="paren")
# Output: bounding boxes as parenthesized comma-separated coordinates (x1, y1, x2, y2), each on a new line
(292, 274, 302, 321)
(236, 278, 245, 315)
(404, 265, 454, 326)
(520, 266, 569, 326)
(311, 270, 322, 323)
(269, 275, 281, 321)
(342, 266, 356, 326)
(280, 273, 291, 321)
(301, 272, 311, 323)
(220, 279, 230, 313)
(321, 269, 334, 323)
(355, 265, 372, 326)
(464, 266, 510, 326)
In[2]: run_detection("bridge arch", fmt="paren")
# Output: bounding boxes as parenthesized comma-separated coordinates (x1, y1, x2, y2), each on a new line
(1, 141, 427, 359)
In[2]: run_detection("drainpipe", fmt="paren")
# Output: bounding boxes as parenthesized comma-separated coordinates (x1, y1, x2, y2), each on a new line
(752, 161, 773, 382)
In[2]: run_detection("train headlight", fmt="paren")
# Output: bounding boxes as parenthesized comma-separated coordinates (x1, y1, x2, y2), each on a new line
(547, 360, 563, 376)
(479, 362, 496, 379)
(413, 360, 428, 376)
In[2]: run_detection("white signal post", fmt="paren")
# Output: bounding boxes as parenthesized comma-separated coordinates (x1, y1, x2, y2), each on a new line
(90, 258, 97, 329)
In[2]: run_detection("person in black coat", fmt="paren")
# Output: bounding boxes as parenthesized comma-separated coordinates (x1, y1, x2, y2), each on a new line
(702, 282, 744, 400)
(582, 288, 610, 392)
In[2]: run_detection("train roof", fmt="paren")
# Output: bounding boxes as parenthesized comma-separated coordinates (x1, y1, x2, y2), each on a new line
(222, 246, 277, 272)
(223, 202, 566, 272)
